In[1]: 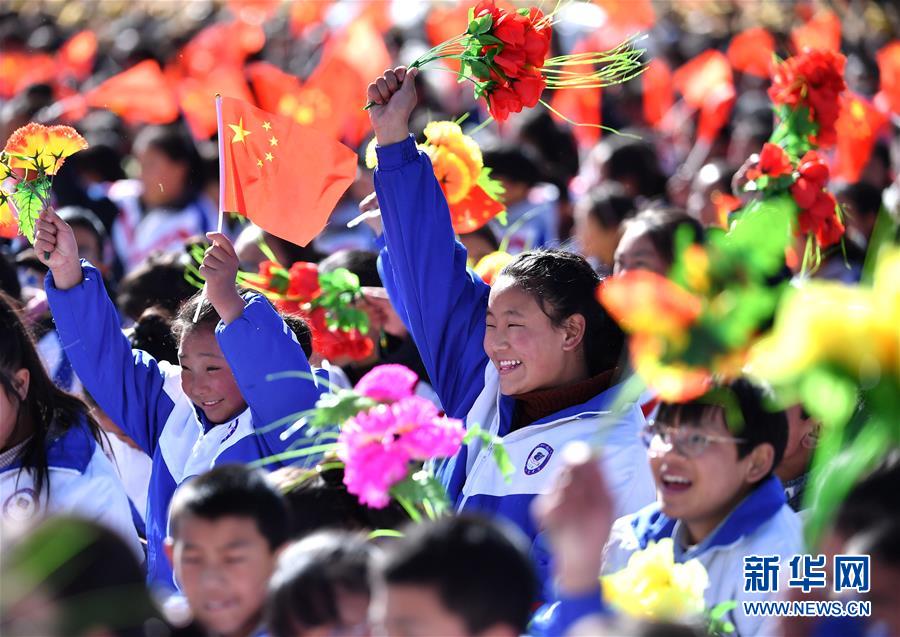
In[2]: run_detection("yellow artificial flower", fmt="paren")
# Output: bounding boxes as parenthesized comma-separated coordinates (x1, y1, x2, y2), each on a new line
(602, 539, 709, 621)
(4, 123, 87, 175)
(750, 249, 900, 385)
(424, 120, 483, 184)
(424, 146, 472, 204)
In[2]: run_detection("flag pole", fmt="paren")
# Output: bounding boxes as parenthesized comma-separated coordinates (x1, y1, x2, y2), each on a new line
(193, 94, 225, 323)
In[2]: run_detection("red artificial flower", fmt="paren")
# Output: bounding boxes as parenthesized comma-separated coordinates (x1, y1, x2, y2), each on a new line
(814, 209, 844, 247)
(790, 176, 820, 209)
(522, 8, 552, 67)
(768, 49, 846, 147)
(746, 142, 793, 181)
(493, 11, 528, 48)
(487, 83, 523, 121)
(807, 190, 838, 222)
(796, 150, 829, 188)
(286, 261, 320, 301)
(512, 69, 545, 108)
(492, 44, 527, 78)
(474, 0, 501, 21)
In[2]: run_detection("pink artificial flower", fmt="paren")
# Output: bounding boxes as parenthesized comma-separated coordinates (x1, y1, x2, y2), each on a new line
(354, 364, 419, 402)
(337, 397, 465, 509)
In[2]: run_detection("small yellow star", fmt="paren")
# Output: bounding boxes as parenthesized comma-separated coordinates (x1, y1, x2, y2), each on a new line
(269, 136, 278, 147)
(228, 117, 251, 143)
(265, 152, 274, 162)
(256, 158, 263, 168)
(262, 121, 272, 131)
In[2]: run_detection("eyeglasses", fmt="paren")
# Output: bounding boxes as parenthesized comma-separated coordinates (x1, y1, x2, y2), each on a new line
(640, 423, 746, 458)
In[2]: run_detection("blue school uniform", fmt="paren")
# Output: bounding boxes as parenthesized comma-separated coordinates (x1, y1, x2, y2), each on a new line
(46, 263, 325, 591)
(373, 136, 655, 587)
(0, 419, 142, 559)
(533, 476, 804, 636)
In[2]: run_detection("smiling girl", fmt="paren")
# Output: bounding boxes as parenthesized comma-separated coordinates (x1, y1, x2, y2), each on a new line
(34, 208, 325, 593)
(0, 292, 141, 557)
(366, 67, 654, 586)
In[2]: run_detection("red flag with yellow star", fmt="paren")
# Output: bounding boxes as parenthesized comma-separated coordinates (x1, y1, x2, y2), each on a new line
(218, 96, 356, 246)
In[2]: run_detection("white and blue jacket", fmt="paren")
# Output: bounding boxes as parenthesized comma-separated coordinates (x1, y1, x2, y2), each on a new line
(0, 420, 143, 559)
(606, 475, 803, 636)
(45, 263, 325, 591)
(373, 136, 655, 588)
(532, 476, 804, 636)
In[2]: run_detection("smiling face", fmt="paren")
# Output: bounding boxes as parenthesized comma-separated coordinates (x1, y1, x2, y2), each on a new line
(178, 328, 246, 424)
(649, 407, 769, 544)
(167, 515, 277, 637)
(483, 276, 588, 396)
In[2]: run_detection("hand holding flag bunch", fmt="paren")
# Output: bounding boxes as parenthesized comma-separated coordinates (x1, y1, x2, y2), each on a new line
(366, 0, 646, 125)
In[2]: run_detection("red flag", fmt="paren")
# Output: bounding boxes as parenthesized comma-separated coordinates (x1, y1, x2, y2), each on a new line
(727, 28, 775, 78)
(57, 30, 98, 82)
(247, 62, 301, 113)
(834, 93, 888, 183)
(876, 41, 900, 115)
(325, 17, 391, 91)
(673, 50, 733, 110)
(290, 0, 332, 37)
(86, 60, 179, 124)
(791, 11, 841, 54)
(179, 68, 254, 140)
(0, 51, 56, 98)
(643, 58, 673, 128)
(218, 96, 357, 247)
(697, 82, 735, 143)
(177, 21, 265, 79)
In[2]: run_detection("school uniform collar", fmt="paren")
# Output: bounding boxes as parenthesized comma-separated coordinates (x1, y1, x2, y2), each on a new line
(631, 475, 787, 555)
(4, 421, 94, 474)
(496, 378, 632, 436)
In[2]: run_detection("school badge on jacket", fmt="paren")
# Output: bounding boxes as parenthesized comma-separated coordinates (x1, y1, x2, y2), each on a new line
(525, 443, 554, 475)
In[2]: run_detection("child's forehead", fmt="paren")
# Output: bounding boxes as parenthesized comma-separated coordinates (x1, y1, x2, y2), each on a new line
(175, 513, 266, 543)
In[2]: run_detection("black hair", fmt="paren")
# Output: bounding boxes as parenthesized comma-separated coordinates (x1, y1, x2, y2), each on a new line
(580, 184, 637, 230)
(0, 517, 191, 637)
(833, 182, 884, 219)
(483, 144, 543, 186)
(168, 464, 290, 551)
(172, 290, 313, 358)
(116, 252, 197, 322)
(834, 450, 900, 538)
(656, 378, 788, 480)
(499, 249, 624, 376)
(622, 207, 705, 268)
(133, 124, 205, 193)
(603, 136, 667, 199)
(273, 466, 406, 538)
(0, 291, 104, 499)
(376, 515, 537, 635)
(319, 249, 381, 288)
(0, 251, 21, 300)
(129, 308, 178, 365)
(57, 206, 108, 252)
(266, 532, 373, 637)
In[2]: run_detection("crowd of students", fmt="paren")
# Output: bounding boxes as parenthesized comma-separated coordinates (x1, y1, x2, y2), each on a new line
(2, 1, 900, 636)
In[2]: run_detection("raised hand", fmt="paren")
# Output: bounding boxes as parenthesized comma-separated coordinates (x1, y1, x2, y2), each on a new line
(532, 442, 614, 595)
(34, 207, 83, 290)
(200, 232, 244, 325)
(367, 66, 418, 146)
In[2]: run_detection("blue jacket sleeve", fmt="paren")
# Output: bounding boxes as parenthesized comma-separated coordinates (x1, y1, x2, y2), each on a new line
(45, 263, 174, 458)
(529, 588, 606, 637)
(215, 294, 325, 455)
(374, 135, 490, 419)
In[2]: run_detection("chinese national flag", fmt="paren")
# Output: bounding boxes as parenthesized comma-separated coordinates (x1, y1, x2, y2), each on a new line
(673, 50, 733, 110)
(643, 58, 673, 129)
(219, 96, 357, 247)
(791, 10, 841, 54)
(876, 41, 900, 115)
